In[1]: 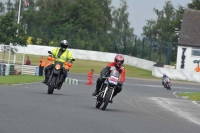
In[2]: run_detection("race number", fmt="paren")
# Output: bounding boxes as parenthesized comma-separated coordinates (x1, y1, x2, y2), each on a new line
(109, 76, 118, 85)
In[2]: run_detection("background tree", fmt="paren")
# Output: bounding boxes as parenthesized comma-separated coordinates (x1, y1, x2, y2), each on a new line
(142, 1, 184, 63)
(188, 0, 200, 10)
(111, 0, 134, 55)
(0, 11, 26, 45)
(0, 2, 5, 15)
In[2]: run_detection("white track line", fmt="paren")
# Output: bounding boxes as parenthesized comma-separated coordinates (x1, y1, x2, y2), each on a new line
(192, 101, 200, 107)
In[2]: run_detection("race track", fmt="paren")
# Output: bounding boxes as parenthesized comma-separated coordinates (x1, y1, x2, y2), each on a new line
(0, 73, 200, 133)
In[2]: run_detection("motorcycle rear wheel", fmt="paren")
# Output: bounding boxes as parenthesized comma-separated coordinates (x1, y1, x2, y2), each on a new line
(48, 77, 56, 94)
(167, 83, 171, 90)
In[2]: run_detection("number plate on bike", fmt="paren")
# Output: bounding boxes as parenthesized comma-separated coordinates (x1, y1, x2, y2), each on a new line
(109, 76, 118, 85)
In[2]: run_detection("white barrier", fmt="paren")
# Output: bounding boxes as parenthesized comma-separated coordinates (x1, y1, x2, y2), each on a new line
(15, 45, 155, 71)
(6, 45, 200, 83)
(152, 66, 200, 83)
(65, 78, 79, 85)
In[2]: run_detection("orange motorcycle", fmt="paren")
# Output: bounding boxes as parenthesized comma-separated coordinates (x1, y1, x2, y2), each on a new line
(46, 51, 75, 94)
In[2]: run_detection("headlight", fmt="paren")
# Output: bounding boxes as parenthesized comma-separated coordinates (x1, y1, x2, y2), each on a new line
(55, 64, 61, 70)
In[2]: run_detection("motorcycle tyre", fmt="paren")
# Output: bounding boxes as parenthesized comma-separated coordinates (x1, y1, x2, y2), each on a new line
(167, 87, 171, 90)
(101, 88, 113, 110)
(166, 83, 171, 90)
(48, 77, 56, 94)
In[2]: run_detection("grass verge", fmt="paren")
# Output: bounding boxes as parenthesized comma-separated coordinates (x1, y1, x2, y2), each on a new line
(178, 92, 200, 101)
(0, 75, 44, 85)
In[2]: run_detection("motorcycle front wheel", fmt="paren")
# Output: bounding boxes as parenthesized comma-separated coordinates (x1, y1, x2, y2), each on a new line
(48, 77, 56, 94)
(101, 88, 113, 110)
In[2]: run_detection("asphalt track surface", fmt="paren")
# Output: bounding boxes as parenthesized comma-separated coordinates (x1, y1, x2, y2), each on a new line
(0, 73, 200, 133)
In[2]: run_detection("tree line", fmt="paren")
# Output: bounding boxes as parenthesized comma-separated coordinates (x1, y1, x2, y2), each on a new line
(0, 0, 199, 63)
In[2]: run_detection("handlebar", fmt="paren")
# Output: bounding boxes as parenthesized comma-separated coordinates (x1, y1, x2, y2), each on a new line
(47, 51, 75, 62)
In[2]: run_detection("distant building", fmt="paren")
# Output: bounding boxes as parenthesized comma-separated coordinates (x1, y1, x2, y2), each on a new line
(176, 9, 200, 72)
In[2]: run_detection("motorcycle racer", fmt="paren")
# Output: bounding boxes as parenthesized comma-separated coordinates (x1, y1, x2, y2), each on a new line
(92, 54, 126, 102)
(162, 73, 169, 87)
(43, 40, 73, 89)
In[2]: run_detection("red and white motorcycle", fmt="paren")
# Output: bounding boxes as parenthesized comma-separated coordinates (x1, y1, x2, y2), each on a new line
(163, 77, 171, 90)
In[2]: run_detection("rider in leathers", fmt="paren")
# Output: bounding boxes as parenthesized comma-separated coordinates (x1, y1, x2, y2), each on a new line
(162, 73, 169, 87)
(92, 54, 125, 102)
(43, 40, 73, 89)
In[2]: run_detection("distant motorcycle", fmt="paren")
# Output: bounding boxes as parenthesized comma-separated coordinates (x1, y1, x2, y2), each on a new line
(46, 51, 75, 94)
(163, 77, 171, 90)
(95, 70, 120, 110)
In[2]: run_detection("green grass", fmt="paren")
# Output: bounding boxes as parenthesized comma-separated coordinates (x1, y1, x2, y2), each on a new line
(0, 75, 44, 84)
(178, 92, 200, 101)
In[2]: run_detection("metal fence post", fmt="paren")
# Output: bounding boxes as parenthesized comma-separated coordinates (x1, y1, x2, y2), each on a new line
(123, 35, 127, 55)
(141, 37, 145, 58)
(133, 35, 137, 56)
(166, 42, 172, 65)
(149, 39, 153, 60)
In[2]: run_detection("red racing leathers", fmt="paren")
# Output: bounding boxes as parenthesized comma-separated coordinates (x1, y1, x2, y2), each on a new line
(93, 62, 126, 97)
(106, 62, 125, 83)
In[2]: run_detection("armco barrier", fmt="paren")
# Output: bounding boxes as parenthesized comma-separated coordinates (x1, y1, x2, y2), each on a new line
(65, 78, 79, 85)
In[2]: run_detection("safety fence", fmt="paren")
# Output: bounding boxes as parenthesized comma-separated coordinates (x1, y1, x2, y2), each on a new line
(0, 64, 16, 76)
(0, 63, 38, 76)
(63, 30, 174, 65)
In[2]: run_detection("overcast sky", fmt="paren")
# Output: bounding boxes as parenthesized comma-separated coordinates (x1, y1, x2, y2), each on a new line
(112, 0, 192, 36)
(2, 0, 192, 36)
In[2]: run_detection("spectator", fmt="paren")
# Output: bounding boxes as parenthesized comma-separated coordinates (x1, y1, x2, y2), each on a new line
(25, 56, 31, 65)
(39, 56, 45, 76)
(195, 64, 200, 72)
(86, 69, 94, 85)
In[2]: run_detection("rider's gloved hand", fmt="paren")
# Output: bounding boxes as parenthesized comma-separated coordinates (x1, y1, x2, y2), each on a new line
(118, 81, 123, 86)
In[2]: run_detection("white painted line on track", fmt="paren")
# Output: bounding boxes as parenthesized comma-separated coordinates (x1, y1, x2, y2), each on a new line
(151, 97, 200, 126)
(173, 92, 200, 108)
(192, 101, 200, 107)
(173, 92, 179, 98)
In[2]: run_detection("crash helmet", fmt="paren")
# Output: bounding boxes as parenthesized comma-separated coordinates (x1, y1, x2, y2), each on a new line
(60, 40, 69, 50)
(114, 54, 124, 68)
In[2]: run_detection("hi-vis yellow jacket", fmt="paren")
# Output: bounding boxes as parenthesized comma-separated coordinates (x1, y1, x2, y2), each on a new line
(51, 48, 73, 63)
